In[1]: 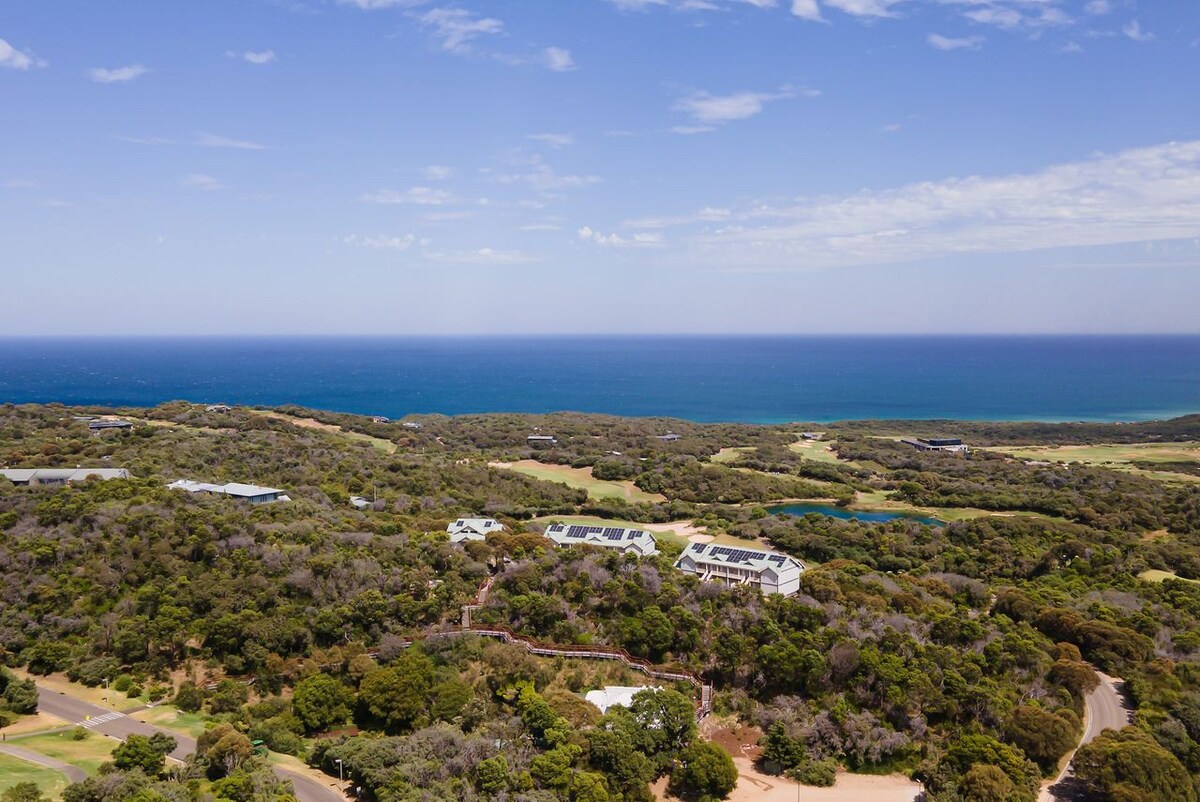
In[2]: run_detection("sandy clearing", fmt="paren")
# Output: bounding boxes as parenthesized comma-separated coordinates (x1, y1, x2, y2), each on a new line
(653, 759, 920, 802)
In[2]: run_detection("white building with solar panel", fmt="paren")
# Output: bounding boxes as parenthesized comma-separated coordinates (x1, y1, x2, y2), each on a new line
(447, 517, 506, 543)
(544, 523, 658, 557)
(674, 543, 805, 596)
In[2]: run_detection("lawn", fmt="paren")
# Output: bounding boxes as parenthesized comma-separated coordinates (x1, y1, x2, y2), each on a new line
(133, 706, 209, 739)
(849, 491, 1058, 523)
(490, 460, 666, 504)
(0, 754, 69, 800)
(16, 732, 120, 775)
(10, 671, 130, 713)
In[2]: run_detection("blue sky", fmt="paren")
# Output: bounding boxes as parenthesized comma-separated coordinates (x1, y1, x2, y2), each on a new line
(1, 0, 1198, 334)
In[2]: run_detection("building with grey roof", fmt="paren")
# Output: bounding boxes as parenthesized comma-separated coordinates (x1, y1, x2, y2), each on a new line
(544, 523, 658, 557)
(447, 517, 506, 543)
(674, 543, 805, 596)
(1, 468, 130, 486)
(168, 479, 288, 504)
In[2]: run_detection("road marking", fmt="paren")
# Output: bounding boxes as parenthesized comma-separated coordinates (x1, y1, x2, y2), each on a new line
(80, 711, 124, 728)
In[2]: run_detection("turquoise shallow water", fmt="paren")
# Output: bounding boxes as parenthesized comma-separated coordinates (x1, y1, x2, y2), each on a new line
(0, 335, 1198, 423)
(767, 502, 945, 526)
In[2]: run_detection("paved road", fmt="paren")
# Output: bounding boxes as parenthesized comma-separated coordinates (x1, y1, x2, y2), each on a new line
(0, 742, 88, 783)
(1039, 672, 1132, 802)
(36, 686, 343, 802)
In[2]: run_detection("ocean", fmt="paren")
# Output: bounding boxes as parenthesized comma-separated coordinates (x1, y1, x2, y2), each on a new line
(0, 335, 1198, 424)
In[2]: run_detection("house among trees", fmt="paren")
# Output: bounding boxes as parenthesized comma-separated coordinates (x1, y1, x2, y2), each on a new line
(544, 523, 658, 557)
(447, 517, 506, 543)
(901, 437, 969, 453)
(402, 421, 422, 430)
(584, 685, 660, 714)
(0, 467, 130, 486)
(88, 419, 133, 432)
(656, 433, 681, 442)
(205, 404, 233, 413)
(674, 543, 805, 596)
(371, 415, 390, 423)
(527, 434, 558, 446)
(168, 479, 289, 504)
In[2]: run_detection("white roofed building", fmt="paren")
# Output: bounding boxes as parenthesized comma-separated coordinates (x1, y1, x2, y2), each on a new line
(447, 517, 506, 543)
(584, 686, 660, 714)
(168, 479, 288, 504)
(674, 543, 805, 596)
(1, 468, 130, 486)
(544, 523, 658, 557)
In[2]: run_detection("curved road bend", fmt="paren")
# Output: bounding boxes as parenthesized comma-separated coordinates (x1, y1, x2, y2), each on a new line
(0, 742, 88, 784)
(36, 686, 343, 802)
(1039, 672, 1133, 802)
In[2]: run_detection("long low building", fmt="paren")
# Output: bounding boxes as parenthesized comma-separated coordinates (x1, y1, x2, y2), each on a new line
(1, 468, 130, 486)
(544, 523, 658, 557)
(674, 543, 805, 596)
(901, 437, 969, 453)
(168, 479, 288, 504)
(447, 517, 506, 543)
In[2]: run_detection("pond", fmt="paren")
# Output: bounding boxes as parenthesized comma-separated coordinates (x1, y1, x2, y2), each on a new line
(768, 502, 945, 527)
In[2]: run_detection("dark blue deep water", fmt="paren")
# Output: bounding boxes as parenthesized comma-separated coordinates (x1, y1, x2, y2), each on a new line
(0, 336, 1198, 423)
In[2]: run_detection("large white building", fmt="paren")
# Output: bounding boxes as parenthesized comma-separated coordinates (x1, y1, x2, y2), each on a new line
(168, 479, 288, 505)
(544, 523, 658, 557)
(674, 543, 805, 596)
(447, 517, 506, 543)
(1, 468, 129, 486)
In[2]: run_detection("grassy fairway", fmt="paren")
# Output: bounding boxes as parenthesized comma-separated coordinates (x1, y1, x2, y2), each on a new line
(0, 754, 69, 800)
(1140, 569, 1200, 585)
(711, 447, 755, 464)
(786, 436, 864, 468)
(987, 442, 1200, 482)
(490, 460, 666, 503)
(16, 732, 119, 775)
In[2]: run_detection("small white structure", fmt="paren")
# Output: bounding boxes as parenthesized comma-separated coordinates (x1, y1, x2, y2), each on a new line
(585, 686, 660, 714)
(350, 495, 372, 510)
(402, 421, 422, 430)
(1, 468, 129, 486)
(655, 433, 681, 442)
(544, 523, 658, 557)
(447, 517, 506, 543)
(674, 543, 805, 596)
(205, 404, 233, 413)
(371, 416, 390, 424)
(169, 479, 288, 505)
(527, 435, 558, 446)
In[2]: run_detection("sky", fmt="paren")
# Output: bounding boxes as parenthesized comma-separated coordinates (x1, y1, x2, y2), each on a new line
(1, 0, 1199, 335)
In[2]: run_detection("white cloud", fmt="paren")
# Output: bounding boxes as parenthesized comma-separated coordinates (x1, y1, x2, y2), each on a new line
(362, 186, 454, 205)
(344, 234, 417, 251)
(673, 87, 796, 127)
(338, 0, 427, 7)
(495, 155, 601, 194)
(181, 174, 222, 191)
(527, 133, 574, 149)
(790, 0, 824, 21)
(242, 50, 277, 64)
(1123, 19, 1153, 43)
(881, 122, 902, 133)
(660, 140, 1200, 270)
(1083, 0, 1111, 15)
(963, 6, 1022, 29)
(423, 165, 453, 180)
(4, 178, 37, 189)
(88, 64, 149, 84)
(578, 226, 665, 247)
(423, 247, 538, 264)
(520, 223, 562, 231)
(542, 46, 577, 72)
(417, 8, 504, 54)
(927, 33, 985, 50)
(196, 133, 267, 150)
(822, 0, 902, 18)
(671, 125, 717, 135)
(625, 207, 731, 228)
(0, 37, 46, 70)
